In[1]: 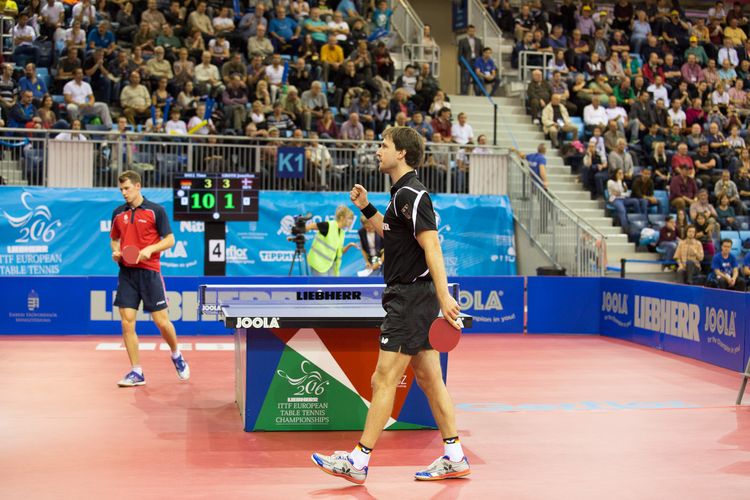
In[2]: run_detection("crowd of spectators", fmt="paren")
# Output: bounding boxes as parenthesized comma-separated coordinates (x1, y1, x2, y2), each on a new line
(485, 0, 750, 288)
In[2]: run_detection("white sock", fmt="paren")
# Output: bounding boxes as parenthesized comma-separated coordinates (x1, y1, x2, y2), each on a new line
(350, 443, 371, 470)
(131, 365, 143, 375)
(171, 349, 181, 360)
(443, 437, 464, 461)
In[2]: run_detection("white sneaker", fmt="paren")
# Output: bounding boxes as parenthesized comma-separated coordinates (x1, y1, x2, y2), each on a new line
(172, 354, 190, 380)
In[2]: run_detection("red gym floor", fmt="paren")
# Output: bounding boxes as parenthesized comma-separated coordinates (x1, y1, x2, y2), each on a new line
(2, 334, 750, 499)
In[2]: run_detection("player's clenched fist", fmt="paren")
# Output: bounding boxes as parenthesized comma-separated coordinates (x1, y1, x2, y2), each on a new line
(350, 184, 369, 209)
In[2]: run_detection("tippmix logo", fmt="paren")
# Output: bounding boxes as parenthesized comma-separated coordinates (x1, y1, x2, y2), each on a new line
(2, 192, 62, 245)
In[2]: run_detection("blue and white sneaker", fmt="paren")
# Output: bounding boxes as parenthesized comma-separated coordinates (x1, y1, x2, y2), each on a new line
(311, 451, 368, 485)
(172, 354, 190, 380)
(117, 370, 146, 387)
(414, 455, 471, 481)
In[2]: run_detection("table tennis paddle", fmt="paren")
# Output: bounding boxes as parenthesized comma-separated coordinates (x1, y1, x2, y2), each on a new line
(121, 245, 140, 265)
(429, 317, 463, 352)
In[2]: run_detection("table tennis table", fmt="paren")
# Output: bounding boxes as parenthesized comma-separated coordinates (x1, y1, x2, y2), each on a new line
(201, 283, 471, 432)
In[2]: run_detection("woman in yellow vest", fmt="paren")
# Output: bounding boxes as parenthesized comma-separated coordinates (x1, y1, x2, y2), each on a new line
(306, 205, 357, 276)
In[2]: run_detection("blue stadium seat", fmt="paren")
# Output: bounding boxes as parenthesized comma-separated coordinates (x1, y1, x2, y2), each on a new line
(603, 189, 615, 214)
(569, 116, 584, 140)
(736, 215, 750, 230)
(627, 213, 648, 242)
(739, 230, 750, 243)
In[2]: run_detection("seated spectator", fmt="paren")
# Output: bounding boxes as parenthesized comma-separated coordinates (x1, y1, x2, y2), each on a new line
(115, 1, 137, 42)
(267, 101, 296, 132)
(340, 112, 364, 141)
(120, 71, 151, 125)
(316, 108, 338, 139)
(527, 69, 552, 124)
(328, 11, 350, 49)
(409, 111, 433, 139)
(373, 41, 394, 82)
(429, 90, 450, 118)
(395, 64, 418, 97)
(657, 215, 679, 264)
(36, 93, 66, 129)
(144, 107, 165, 134)
(12, 12, 38, 65)
(306, 131, 332, 188)
(583, 97, 609, 134)
(7, 89, 36, 128)
(40, 0, 65, 41)
(172, 47, 195, 89)
(87, 20, 116, 57)
(188, 1, 214, 38)
(247, 24, 274, 60)
(212, 6, 236, 38)
(372, 96, 391, 136)
(370, 0, 392, 40)
(269, 5, 300, 54)
(650, 142, 671, 189)
(668, 99, 687, 130)
(301, 81, 327, 131)
(55, 119, 87, 141)
(451, 112, 474, 145)
(194, 51, 223, 97)
(670, 167, 699, 212)
(348, 90, 375, 130)
(320, 33, 344, 82)
(304, 7, 329, 47)
(238, 3, 267, 40)
(208, 33, 231, 66)
(185, 28, 206, 62)
(222, 75, 249, 132)
(63, 67, 112, 129)
(675, 226, 704, 284)
(133, 20, 156, 54)
(474, 47, 501, 97)
(707, 239, 746, 290)
(608, 168, 647, 232)
(18, 63, 47, 106)
(693, 142, 719, 188)
(165, 108, 187, 135)
(280, 87, 304, 128)
(539, 93, 577, 150)
(690, 189, 719, 229)
(671, 142, 695, 177)
(632, 166, 659, 210)
(716, 193, 741, 229)
(71, 0, 96, 31)
(156, 24, 182, 62)
(608, 138, 634, 181)
(715, 168, 745, 214)
(187, 103, 216, 136)
(145, 46, 174, 84)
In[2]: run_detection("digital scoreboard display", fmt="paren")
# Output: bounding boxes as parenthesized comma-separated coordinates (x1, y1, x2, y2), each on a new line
(173, 173, 259, 221)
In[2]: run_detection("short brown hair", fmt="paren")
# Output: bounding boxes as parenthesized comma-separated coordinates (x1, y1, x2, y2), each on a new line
(383, 126, 424, 168)
(118, 170, 141, 185)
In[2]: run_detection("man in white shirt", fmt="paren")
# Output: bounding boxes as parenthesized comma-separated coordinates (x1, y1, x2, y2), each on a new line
(40, 0, 65, 39)
(265, 53, 285, 101)
(63, 67, 112, 128)
(604, 95, 628, 136)
(194, 51, 223, 97)
(668, 99, 687, 129)
(328, 11, 349, 43)
(71, 0, 96, 30)
(718, 37, 740, 67)
(12, 12, 38, 66)
(646, 75, 670, 106)
(583, 97, 608, 132)
(451, 112, 474, 145)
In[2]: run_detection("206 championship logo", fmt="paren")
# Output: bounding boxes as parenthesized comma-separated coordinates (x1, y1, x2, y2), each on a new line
(1, 192, 63, 275)
(275, 360, 331, 425)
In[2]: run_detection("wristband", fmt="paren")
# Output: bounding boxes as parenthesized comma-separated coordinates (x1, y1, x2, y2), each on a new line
(361, 203, 377, 218)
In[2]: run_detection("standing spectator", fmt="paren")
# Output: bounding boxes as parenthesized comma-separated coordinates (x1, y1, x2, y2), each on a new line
(457, 25, 483, 95)
(675, 226, 704, 284)
(451, 112, 474, 145)
(708, 239, 746, 290)
(63, 67, 112, 129)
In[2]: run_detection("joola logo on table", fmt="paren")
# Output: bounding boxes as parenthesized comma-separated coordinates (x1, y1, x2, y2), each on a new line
(236, 317, 280, 328)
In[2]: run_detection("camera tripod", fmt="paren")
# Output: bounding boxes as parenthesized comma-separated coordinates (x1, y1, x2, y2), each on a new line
(288, 236, 310, 276)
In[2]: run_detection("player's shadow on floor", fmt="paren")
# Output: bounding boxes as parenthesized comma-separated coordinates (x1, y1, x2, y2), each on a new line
(719, 405, 750, 476)
(309, 485, 377, 499)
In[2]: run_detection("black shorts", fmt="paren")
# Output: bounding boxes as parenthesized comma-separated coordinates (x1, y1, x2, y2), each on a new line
(114, 266, 168, 313)
(380, 281, 440, 355)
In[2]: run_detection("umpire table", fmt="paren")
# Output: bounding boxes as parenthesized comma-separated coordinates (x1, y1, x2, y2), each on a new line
(199, 283, 471, 432)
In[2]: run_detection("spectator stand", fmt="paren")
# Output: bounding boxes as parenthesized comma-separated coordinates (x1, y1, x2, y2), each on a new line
(460, 55, 498, 145)
(455, 0, 505, 93)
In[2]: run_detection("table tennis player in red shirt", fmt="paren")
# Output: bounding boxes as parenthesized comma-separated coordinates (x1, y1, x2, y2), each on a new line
(110, 170, 190, 387)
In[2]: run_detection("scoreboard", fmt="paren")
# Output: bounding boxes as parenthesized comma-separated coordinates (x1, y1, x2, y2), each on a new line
(173, 172, 259, 221)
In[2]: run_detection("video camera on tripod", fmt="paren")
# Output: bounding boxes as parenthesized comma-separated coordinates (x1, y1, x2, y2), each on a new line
(287, 213, 312, 275)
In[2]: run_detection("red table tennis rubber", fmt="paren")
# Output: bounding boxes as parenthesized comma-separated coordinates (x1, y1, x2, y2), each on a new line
(121, 245, 140, 265)
(429, 317, 462, 352)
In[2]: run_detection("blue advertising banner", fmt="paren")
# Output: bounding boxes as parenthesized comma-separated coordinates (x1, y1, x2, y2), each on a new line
(452, 0, 469, 31)
(0, 187, 204, 277)
(599, 278, 746, 372)
(224, 192, 516, 277)
(527, 277, 601, 334)
(0, 188, 516, 277)
(451, 276, 524, 333)
(0, 276, 506, 336)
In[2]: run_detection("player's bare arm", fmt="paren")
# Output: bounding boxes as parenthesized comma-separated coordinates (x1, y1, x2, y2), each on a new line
(139, 233, 175, 261)
(416, 229, 460, 329)
(350, 184, 385, 237)
(111, 238, 121, 262)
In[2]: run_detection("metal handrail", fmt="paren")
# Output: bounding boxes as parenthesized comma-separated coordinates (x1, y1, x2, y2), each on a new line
(507, 152, 606, 276)
(391, 0, 424, 46)
(518, 51, 555, 82)
(459, 55, 498, 146)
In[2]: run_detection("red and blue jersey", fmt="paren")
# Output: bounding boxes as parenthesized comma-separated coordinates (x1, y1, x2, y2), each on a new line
(110, 198, 172, 272)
